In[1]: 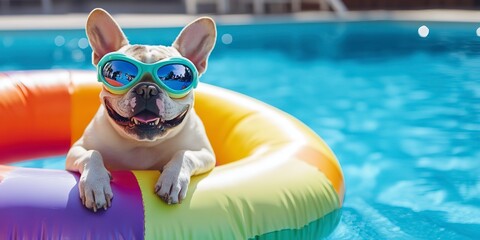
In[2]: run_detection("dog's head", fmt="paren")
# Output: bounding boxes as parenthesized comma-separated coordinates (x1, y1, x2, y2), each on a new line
(86, 8, 216, 141)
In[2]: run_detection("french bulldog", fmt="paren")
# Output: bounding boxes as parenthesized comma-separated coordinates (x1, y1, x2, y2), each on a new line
(66, 8, 216, 211)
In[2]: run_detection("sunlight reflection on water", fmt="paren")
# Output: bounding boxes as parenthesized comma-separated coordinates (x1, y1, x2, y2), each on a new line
(2, 21, 480, 239)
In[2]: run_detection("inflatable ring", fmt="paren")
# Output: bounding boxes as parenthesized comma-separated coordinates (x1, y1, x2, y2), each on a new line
(0, 70, 345, 239)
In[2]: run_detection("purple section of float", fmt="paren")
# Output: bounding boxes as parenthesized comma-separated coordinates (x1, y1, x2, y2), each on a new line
(0, 168, 144, 239)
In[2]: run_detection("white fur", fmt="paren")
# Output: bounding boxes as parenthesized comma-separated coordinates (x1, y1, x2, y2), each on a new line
(66, 8, 217, 211)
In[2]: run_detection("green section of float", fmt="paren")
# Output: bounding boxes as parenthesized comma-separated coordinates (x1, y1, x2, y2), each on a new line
(249, 209, 342, 240)
(133, 159, 340, 240)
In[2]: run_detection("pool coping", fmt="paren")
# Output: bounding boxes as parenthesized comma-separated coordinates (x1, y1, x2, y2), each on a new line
(0, 10, 480, 30)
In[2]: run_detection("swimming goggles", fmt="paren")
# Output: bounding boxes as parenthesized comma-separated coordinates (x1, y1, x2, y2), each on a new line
(97, 52, 198, 98)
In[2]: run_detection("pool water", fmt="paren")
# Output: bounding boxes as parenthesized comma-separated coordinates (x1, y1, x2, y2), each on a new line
(2, 21, 480, 239)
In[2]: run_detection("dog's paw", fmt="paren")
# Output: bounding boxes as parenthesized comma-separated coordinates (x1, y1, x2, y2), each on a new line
(155, 167, 190, 204)
(78, 165, 113, 212)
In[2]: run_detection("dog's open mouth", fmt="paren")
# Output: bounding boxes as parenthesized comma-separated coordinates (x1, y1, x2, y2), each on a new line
(104, 99, 189, 132)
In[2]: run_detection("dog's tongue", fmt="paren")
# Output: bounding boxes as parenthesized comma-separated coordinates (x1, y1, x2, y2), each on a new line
(133, 111, 159, 123)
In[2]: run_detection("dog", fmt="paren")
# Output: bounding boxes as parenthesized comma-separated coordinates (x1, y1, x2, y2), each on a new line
(66, 8, 216, 212)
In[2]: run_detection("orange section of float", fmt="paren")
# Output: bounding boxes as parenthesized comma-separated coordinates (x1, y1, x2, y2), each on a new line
(0, 71, 72, 163)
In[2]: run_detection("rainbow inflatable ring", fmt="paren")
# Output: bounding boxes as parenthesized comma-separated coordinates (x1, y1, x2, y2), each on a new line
(0, 70, 345, 239)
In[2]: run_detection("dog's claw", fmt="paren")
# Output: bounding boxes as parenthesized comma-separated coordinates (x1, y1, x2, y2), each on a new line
(155, 168, 190, 205)
(106, 194, 112, 208)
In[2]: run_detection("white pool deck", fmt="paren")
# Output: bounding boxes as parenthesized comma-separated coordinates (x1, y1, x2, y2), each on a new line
(0, 10, 480, 30)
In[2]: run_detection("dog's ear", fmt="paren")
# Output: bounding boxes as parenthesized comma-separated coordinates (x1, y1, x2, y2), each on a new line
(173, 17, 217, 75)
(86, 8, 129, 65)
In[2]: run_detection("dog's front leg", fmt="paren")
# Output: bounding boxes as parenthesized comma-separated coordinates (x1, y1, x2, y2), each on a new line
(66, 145, 113, 212)
(155, 148, 215, 204)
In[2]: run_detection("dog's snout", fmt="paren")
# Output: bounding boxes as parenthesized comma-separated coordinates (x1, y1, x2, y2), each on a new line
(135, 83, 159, 99)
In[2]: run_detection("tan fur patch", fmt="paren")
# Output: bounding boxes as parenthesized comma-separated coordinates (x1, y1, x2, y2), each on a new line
(120, 45, 181, 63)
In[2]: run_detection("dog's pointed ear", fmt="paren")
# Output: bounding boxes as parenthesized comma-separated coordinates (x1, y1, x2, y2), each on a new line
(173, 17, 217, 75)
(86, 8, 129, 65)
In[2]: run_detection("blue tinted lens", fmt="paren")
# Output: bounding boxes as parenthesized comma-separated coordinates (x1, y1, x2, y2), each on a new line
(101, 60, 138, 87)
(157, 64, 193, 91)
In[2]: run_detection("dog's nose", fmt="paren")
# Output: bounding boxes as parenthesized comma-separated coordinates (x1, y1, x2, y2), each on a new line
(135, 83, 159, 99)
